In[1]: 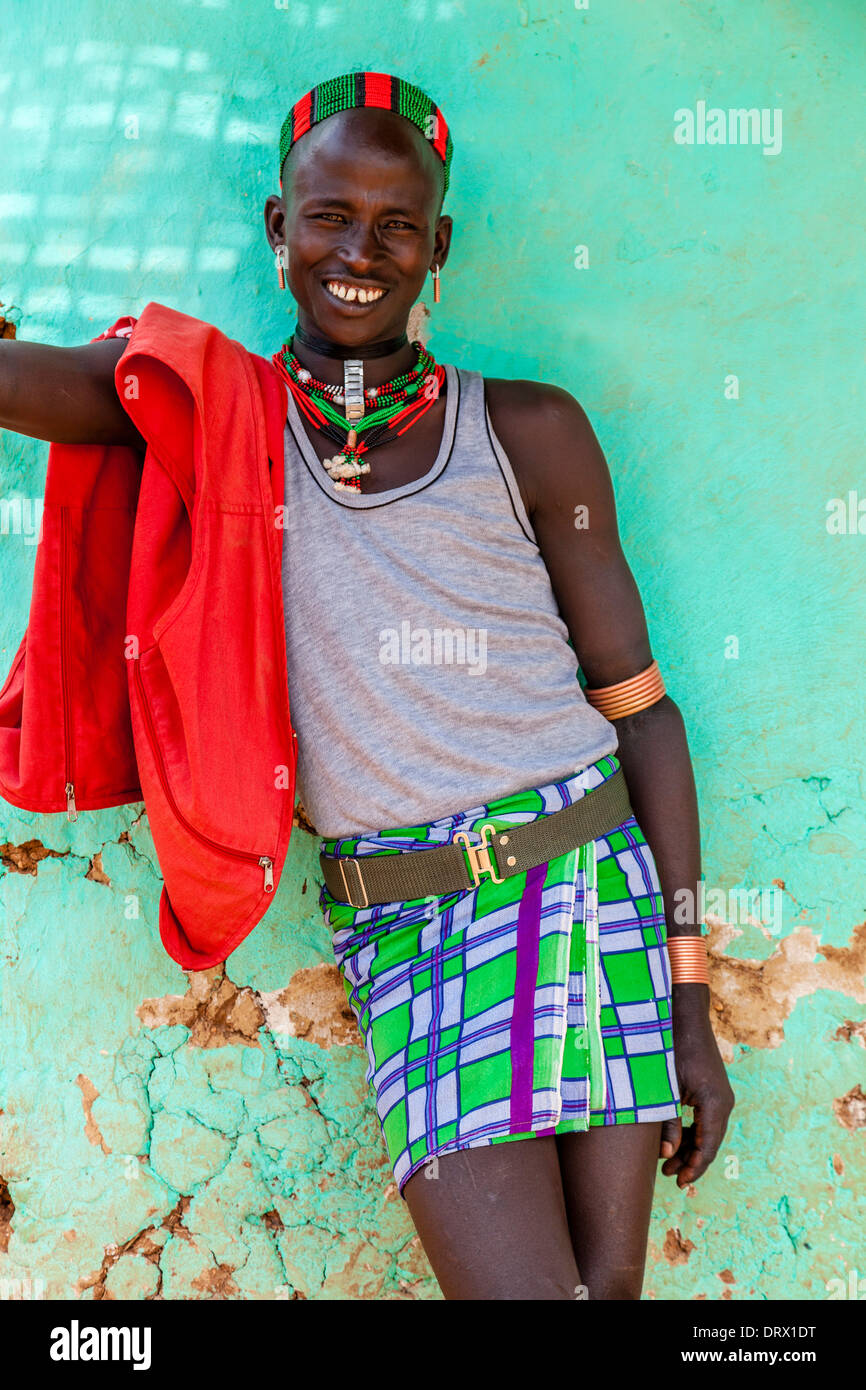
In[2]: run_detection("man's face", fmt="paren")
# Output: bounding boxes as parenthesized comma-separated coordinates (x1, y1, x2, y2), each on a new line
(266, 108, 451, 346)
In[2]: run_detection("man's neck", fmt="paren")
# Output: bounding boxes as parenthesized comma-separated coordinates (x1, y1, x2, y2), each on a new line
(290, 321, 418, 388)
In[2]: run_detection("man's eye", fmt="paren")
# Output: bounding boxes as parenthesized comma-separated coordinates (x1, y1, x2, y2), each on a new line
(314, 212, 345, 222)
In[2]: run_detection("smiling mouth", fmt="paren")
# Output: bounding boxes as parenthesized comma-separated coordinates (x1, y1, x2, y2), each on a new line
(322, 278, 389, 306)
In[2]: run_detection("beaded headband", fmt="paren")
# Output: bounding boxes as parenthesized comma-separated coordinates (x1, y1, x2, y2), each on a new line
(279, 70, 453, 195)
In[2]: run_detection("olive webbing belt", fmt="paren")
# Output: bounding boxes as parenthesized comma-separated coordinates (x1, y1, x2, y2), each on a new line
(319, 766, 633, 908)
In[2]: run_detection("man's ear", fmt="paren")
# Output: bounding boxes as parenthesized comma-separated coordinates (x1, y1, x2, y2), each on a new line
(433, 214, 453, 272)
(263, 193, 286, 253)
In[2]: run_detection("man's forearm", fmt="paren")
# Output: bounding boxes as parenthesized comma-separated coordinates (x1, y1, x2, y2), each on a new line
(609, 694, 702, 940)
(0, 337, 142, 446)
(611, 694, 709, 1019)
(609, 694, 732, 1173)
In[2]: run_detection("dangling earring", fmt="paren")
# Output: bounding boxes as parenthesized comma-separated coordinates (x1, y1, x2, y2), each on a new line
(275, 244, 288, 290)
(431, 262, 441, 303)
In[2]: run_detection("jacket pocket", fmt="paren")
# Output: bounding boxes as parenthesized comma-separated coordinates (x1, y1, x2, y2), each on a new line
(150, 489, 205, 646)
(133, 652, 276, 894)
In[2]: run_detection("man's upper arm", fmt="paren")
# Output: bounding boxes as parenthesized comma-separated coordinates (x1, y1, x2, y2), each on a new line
(485, 377, 653, 686)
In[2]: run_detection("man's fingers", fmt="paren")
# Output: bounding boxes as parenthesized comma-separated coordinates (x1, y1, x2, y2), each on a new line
(675, 1101, 732, 1183)
(665, 1121, 702, 1184)
(659, 1117, 681, 1160)
(661, 1121, 693, 1177)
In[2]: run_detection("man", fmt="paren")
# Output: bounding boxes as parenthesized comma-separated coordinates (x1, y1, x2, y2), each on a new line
(0, 71, 733, 1300)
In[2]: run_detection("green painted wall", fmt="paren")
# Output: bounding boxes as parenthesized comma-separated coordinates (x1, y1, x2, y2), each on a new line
(1, 0, 863, 1301)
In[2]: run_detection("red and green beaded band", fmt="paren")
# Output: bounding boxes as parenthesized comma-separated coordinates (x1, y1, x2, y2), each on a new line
(279, 70, 453, 194)
(271, 338, 445, 491)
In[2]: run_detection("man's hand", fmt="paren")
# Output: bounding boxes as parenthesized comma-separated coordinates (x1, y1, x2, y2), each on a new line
(659, 983, 735, 1186)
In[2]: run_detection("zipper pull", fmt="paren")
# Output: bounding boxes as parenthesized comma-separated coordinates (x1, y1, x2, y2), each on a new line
(259, 856, 274, 893)
(65, 781, 78, 822)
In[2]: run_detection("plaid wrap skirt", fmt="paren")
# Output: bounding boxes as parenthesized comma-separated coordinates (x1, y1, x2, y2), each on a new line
(319, 754, 681, 1193)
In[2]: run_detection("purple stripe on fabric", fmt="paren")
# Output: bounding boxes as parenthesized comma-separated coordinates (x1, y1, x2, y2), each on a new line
(425, 942, 445, 1142)
(510, 862, 547, 1133)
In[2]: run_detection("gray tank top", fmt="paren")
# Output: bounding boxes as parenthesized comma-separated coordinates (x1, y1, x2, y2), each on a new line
(281, 364, 618, 838)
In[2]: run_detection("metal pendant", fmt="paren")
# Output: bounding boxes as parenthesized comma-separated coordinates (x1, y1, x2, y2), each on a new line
(318, 360, 369, 488)
(343, 359, 365, 428)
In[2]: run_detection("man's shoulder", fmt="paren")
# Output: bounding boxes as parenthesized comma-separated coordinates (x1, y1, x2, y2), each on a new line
(484, 375, 576, 413)
(482, 376, 598, 475)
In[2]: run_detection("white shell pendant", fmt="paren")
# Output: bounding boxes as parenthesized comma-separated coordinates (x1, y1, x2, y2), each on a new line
(323, 452, 370, 480)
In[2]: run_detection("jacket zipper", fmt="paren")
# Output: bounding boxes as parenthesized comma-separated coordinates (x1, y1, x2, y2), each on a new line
(60, 510, 77, 821)
(132, 658, 275, 893)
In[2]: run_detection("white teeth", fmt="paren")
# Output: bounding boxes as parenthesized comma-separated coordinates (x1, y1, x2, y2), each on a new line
(325, 280, 385, 303)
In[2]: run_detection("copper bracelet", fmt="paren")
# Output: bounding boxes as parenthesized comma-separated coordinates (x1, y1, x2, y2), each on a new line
(667, 935, 710, 985)
(584, 659, 666, 720)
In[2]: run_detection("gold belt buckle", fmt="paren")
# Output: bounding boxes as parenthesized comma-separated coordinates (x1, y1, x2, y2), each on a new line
(453, 822, 505, 889)
(338, 857, 369, 908)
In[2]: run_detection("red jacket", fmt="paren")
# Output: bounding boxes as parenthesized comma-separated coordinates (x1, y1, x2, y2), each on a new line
(0, 303, 297, 970)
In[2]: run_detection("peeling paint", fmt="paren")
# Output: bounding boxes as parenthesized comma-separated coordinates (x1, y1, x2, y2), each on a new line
(76, 1076, 111, 1155)
(662, 1228, 695, 1265)
(77, 1198, 185, 1300)
(85, 852, 111, 887)
(834, 1019, 866, 1048)
(0, 1177, 13, 1254)
(0, 839, 67, 874)
(292, 804, 318, 836)
(406, 301, 432, 347)
(137, 968, 265, 1049)
(260, 963, 361, 1049)
(190, 1262, 239, 1299)
(707, 922, 866, 1062)
(832, 1085, 866, 1132)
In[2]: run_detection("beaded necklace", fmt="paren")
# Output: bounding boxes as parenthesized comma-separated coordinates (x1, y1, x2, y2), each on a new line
(272, 337, 446, 491)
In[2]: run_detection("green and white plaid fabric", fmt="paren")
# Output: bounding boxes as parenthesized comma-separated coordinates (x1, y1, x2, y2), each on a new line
(319, 754, 680, 1192)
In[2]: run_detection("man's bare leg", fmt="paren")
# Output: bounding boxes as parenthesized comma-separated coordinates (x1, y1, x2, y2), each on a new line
(403, 1134, 581, 1300)
(555, 1121, 663, 1299)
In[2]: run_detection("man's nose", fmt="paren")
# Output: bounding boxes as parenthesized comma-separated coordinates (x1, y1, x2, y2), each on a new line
(340, 221, 381, 271)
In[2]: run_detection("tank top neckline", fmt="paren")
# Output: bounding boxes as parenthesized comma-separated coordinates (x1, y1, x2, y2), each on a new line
(284, 361, 461, 509)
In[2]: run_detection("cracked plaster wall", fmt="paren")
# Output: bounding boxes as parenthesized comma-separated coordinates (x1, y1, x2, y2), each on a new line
(0, 806, 432, 1299)
(1, 0, 864, 1301)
